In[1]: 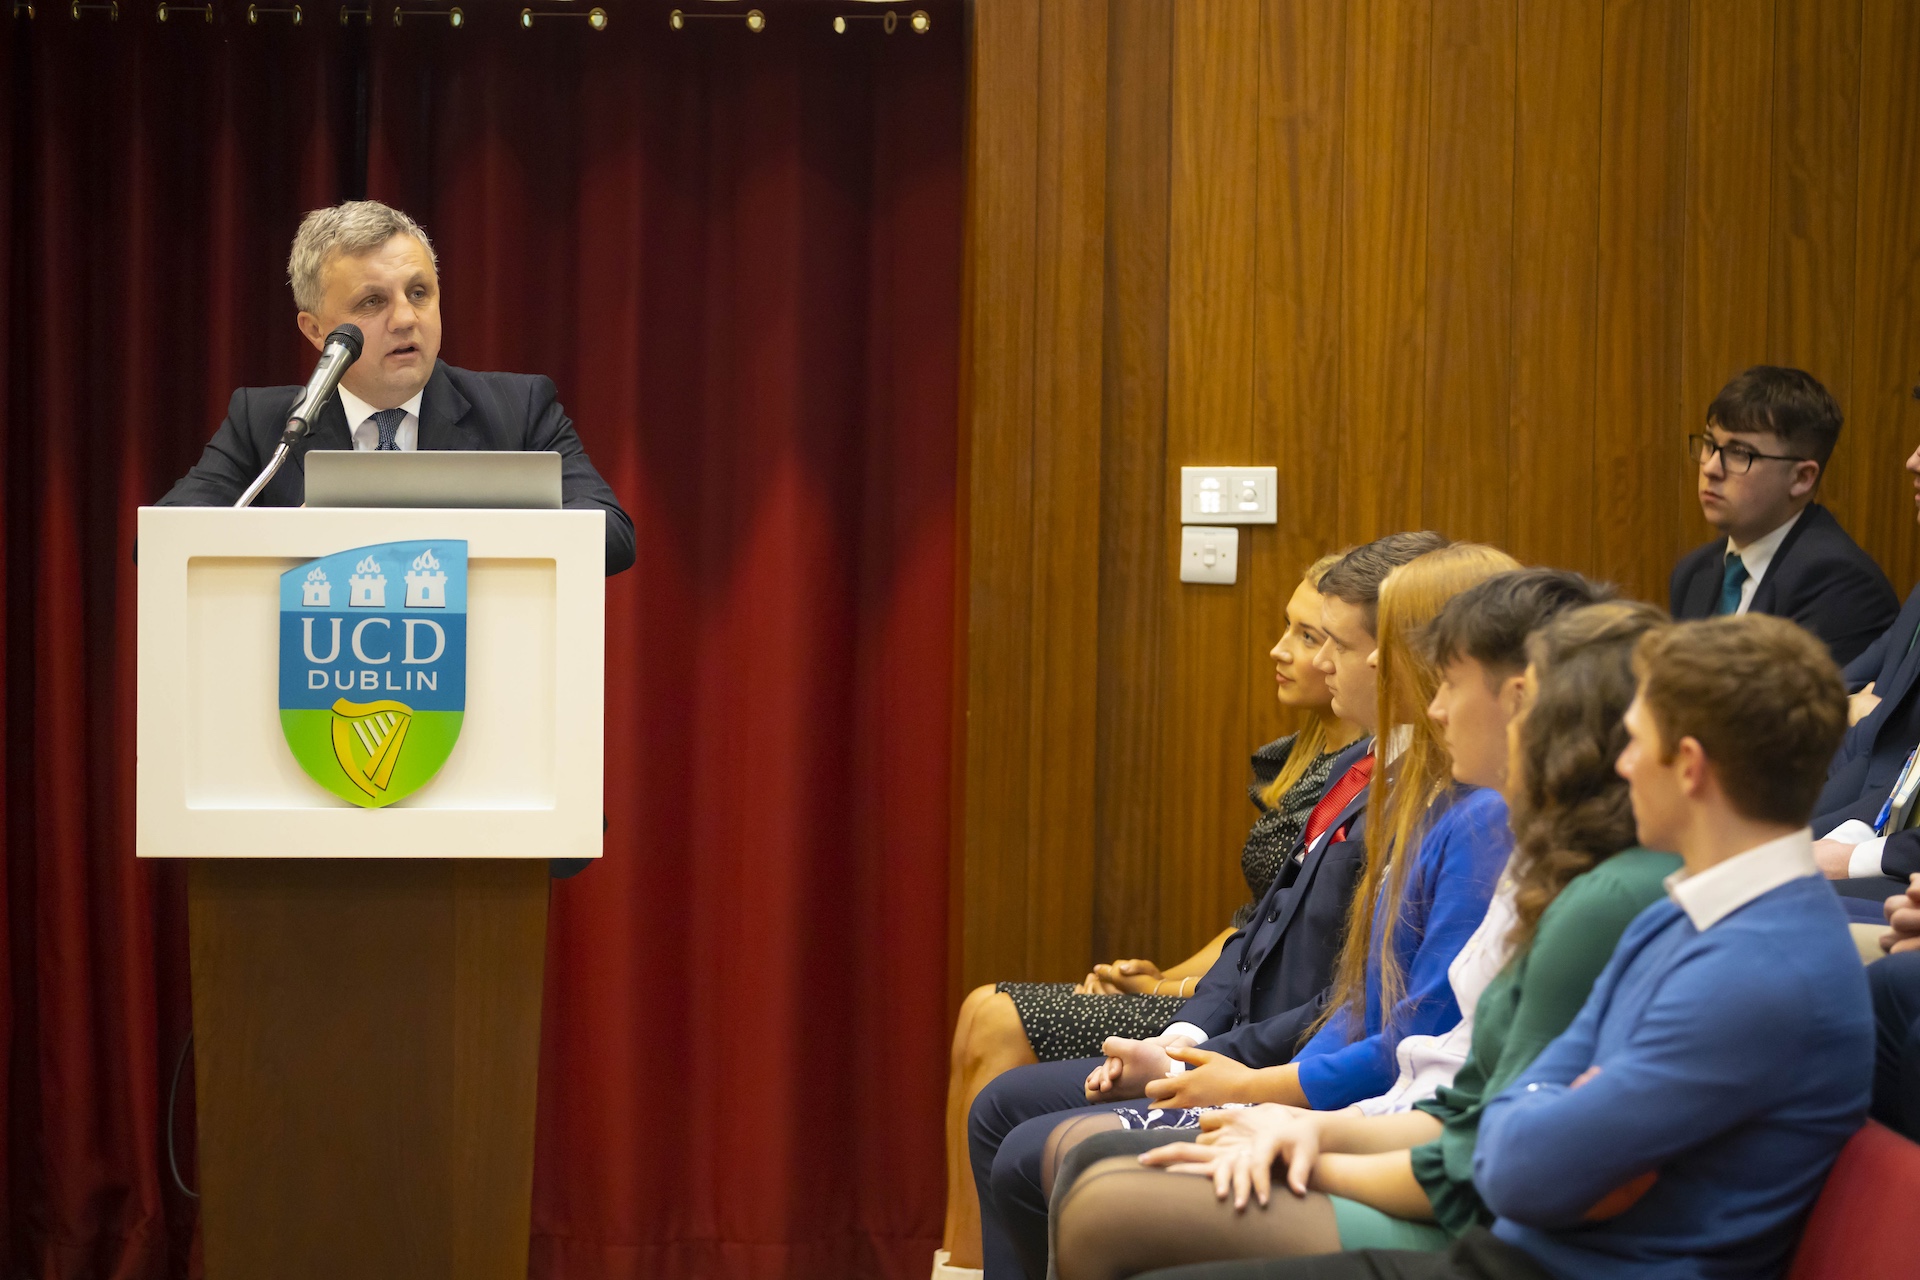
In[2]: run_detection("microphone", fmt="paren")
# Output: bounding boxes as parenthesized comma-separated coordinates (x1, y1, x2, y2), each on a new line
(234, 323, 365, 509)
(281, 323, 365, 445)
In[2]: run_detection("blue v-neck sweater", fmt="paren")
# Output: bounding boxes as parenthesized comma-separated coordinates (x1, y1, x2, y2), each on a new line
(1476, 874, 1872, 1280)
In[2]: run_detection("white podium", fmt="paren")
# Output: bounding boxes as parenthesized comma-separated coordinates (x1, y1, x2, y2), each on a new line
(136, 506, 605, 1280)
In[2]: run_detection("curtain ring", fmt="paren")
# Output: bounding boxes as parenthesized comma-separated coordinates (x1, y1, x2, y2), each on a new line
(391, 4, 460, 26)
(70, 0, 118, 17)
(670, 7, 763, 32)
(834, 9, 926, 35)
(520, 5, 605, 30)
(247, 3, 301, 22)
(13, 0, 36, 15)
(338, 3, 369, 22)
(156, 1, 212, 19)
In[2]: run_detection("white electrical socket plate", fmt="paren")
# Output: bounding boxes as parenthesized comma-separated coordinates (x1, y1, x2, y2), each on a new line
(1180, 526, 1239, 585)
(1180, 466, 1277, 524)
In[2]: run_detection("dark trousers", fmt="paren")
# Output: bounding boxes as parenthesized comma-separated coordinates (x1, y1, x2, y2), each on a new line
(969, 1057, 1150, 1280)
(1834, 874, 1907, 902)
(1869, 950, 1920, 1142)
(1135, 1229, 1551, 1280)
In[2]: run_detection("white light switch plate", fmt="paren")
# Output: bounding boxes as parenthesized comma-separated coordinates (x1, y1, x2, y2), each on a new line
(1180, 526, 1239, 585)
(1180, 466, 1277, 524)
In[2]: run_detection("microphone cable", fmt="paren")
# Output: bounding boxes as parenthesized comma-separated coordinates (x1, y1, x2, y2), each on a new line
(167, 1031, 199, 1199)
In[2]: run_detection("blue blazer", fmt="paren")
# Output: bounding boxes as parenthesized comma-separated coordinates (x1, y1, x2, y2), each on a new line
(158, 361, 636, 576)
(1669, 503, 1895, 666)
(1178, 737, 1372, 1068)
(1817, 584, 1920, 878)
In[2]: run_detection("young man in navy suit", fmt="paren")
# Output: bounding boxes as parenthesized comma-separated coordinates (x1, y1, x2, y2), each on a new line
(158, 200, 635, 576)
(1813, 400, 1920, 894)
(1669, 366, 1893, 665)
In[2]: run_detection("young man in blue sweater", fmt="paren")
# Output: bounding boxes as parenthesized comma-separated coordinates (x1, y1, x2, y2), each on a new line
(1130, 613, 1873, 1280)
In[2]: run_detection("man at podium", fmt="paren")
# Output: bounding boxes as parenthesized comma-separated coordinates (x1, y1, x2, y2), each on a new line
(158, 199, 635, 576)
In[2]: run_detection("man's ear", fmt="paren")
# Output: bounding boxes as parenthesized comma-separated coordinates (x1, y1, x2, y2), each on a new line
(1674, 736, 1712, 800)
(295, 311, 325, 351)
(1790, 459, 1821, 500)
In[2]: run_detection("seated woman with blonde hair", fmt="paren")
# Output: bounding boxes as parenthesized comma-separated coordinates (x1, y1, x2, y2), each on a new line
(1049, 600, 1679, 1280)
(936, 554, 1363, 1275)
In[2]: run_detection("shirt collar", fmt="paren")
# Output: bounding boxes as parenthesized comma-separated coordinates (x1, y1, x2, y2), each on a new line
(1378, 724, 1412, 765)
(1663, 827, 1816, 931)
(336, 384, 424, 435)
(1725, 506, 1804, 584)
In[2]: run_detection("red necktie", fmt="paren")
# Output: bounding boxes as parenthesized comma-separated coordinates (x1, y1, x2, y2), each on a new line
(1305, 754, 1375, 847)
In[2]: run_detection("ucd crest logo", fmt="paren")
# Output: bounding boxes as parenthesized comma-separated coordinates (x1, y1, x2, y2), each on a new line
(279, 541, 468, 808)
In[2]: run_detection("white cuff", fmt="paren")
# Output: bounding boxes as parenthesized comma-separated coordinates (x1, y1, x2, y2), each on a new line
(1823, 819, 1877, 844)
(1160, 1022, 1207, 1048)
(1849, 837, 1890, 880)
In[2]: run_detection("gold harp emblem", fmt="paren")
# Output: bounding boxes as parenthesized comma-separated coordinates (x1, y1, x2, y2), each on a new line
(329, 698, 414, 799)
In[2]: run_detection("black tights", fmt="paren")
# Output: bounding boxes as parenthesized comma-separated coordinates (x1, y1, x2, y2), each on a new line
(1045, 1126, 1340, 1280)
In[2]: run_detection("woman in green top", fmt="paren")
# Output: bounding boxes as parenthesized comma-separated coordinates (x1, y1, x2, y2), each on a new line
(1049, 601, 1679, 1279)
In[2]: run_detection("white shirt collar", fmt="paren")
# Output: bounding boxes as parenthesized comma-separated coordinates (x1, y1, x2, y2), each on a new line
(1379, 724, 1412, 765)
(1662, 827, 1816, 931)
(1725, 506, 1804, 587)
(336, 384, 425, 451)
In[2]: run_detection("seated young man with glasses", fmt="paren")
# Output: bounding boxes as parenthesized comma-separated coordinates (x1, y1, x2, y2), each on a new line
(1670, 365, 1895, 666)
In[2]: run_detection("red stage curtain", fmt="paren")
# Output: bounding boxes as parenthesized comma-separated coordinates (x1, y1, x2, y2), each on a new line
(2, 4, 961, 1278)
(366, 6, 964, 1274)
(1, 15, 356, 1278)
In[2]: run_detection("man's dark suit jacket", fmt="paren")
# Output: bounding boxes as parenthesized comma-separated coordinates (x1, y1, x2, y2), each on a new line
(1817, 584, 1920, 880)
(1176, 737, 1373, 1068)
(158, 361, 636, 576)
(1668, 502, 1895, 666)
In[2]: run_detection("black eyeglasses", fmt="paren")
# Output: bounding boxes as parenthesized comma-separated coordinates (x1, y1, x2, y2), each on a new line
(1686, 433, 1809, 474)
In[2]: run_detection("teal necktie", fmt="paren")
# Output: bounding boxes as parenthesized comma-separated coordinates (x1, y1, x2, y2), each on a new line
(1716, 552, 1748, 616)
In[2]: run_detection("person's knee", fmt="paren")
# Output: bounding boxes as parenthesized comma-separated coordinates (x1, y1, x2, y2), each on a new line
(1054, 1156, 1152, 1280)
(968, 1065, 1027, 1158)
(965, 991, 1033, 1069)
(1871, 950, 1920, 1022)
(952, 983, 1000, 1068)
(990, 1112, 1061, 1213)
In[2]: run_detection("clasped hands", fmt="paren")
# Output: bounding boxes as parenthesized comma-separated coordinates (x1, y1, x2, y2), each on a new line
(1885, 873, 1920, 955)
(1083, 1038, 1266, 1108)
(1076, 958, 1168, 995)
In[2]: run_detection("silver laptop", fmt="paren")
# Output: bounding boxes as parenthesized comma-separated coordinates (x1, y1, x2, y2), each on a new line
(303, 450, 562, 510)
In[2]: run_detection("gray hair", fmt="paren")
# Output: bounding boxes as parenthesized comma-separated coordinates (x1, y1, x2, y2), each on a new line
(287, 200, 438, 313)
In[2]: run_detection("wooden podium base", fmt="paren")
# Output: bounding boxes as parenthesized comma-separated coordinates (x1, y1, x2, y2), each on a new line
(187, 858, 550, 1280)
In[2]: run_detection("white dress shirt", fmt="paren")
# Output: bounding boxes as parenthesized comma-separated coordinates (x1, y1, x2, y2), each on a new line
(337, 385, 424, 453)
(1818, 817, 1895, 880)
(1663, 827, 1818, 931)
(1723, 507, 1803, 615)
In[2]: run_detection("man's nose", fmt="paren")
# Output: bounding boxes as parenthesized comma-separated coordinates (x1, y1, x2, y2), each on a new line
(390, 298, 417, 330)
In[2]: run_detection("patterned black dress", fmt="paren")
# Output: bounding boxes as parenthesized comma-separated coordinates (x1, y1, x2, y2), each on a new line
(994, 734, 1344, 1061)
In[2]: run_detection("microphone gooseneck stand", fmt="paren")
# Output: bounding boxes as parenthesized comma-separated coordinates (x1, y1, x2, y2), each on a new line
(234, 438, 296, 509)
(233, 322, 366, 509)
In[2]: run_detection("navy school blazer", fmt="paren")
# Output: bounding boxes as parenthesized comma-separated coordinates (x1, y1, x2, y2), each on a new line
(1176, 736, 1373, 1068)
(1669, 503, 1895, 667)
(1817, 583, 1920, 879)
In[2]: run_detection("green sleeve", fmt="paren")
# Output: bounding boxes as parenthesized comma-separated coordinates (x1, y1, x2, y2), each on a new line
(1477, 853, 1677, 1101)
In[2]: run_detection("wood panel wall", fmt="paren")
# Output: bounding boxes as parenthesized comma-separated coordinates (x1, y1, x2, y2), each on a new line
(956, 0, 1920, 995)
